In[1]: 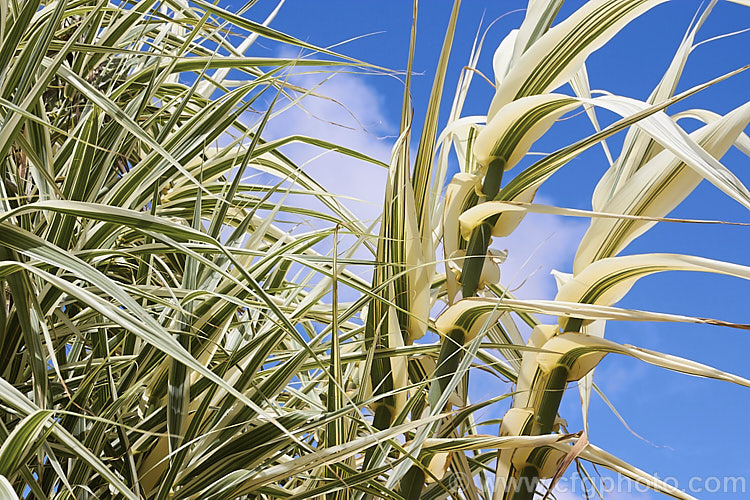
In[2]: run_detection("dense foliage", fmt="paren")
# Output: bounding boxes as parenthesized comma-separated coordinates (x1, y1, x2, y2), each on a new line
(1, 0, 749, 499)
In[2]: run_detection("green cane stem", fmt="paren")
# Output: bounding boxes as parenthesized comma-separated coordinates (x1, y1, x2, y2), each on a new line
(460, 157, 505, 298)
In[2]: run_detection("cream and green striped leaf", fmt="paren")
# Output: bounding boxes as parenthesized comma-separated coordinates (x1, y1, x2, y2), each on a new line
(474, 94, 579, 173)
(558, 253, 750, 324)
(491, 64, 747, 230)
(576, 102, 750, 271)
(457, 93, 577, 298)
(488, 0, 667, 118)
(536, 333, 750, 387)
(0, 410, 53, 480)
(2, 0, 748, 497)
(511, 0, 565, 61)
(592, 0, 717, 209)
(458, 77, 750, 303)
(672, 109, 750, 154)
(0, 378, 138, 499)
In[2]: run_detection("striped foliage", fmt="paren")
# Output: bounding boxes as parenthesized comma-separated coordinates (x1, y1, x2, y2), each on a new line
(1, 0, 748, 499)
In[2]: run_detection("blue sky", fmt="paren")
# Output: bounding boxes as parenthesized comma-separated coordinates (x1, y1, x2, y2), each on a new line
(238, 0, 750, 497)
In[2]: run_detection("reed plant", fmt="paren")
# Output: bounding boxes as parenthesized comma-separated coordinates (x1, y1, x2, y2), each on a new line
(1, 0, 749, 498)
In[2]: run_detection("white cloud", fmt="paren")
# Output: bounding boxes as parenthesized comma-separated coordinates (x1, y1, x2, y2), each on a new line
(263, 69, 394, 226)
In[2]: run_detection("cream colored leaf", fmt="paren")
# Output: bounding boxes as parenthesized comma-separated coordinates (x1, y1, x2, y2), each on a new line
(443, 173, 483, 302)
(481, 94, 750, 240)
(589, 98, 750, 211)
(569, 63, 614, 166)
(491, 188, 537, 237)
(513, 325, 558, 409)
(575, 99, 750, 272)
(493, 29, 519, 86)
(458, 199, 750, 227)
(488, 0, 667, 118)
(0, 476, 19, 500)
(575, 443, 697, 499)
(387, 304, 408, 413)
(458, 202, 526, 239)
(447, 249, 502, 289)
(512, 0, 565, 60)
(499, 297, 750, 329)
(673, 108, 750, 155)
(495, 407, 535, 498)
(434, 297, 504, 343)
(425, 452, 451, 483)
(539, 333, 750, 387)
(559, 254, 750, 323)
(436, 117, 485, 173)
(475, 94, 579, 172)
(536, 333, 608, 381)
(422, 433, 578, 453)
(592, 1, 716, 209)
(579, 319, 605, 435)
